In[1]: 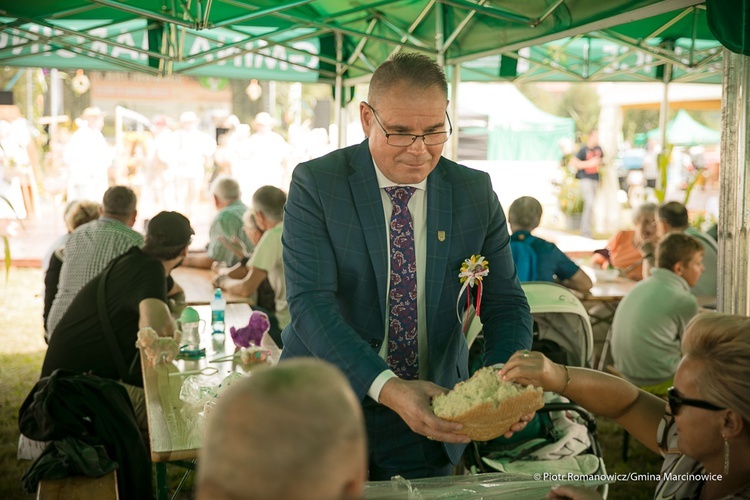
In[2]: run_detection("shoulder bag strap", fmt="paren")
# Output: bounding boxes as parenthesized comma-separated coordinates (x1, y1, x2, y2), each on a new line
(97, 259, 130, 381)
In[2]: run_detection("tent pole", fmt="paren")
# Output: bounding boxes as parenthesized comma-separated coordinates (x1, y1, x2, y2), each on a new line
(334, 31, 344, 149)
(658, 63, 671, 152)
(26, 69, 33, 123)
(49, 68, 61, 175)
(718, 48, 750, 315)
(448, 65, 460, 162)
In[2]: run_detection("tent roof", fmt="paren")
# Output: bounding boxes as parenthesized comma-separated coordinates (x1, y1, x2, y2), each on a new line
(647, 109, 721, 145)
(0, 0, 723, 84)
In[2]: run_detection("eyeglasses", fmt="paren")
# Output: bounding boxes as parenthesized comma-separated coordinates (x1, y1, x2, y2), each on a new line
(667, 387, 725, 415)
(363, 102, 452, 147)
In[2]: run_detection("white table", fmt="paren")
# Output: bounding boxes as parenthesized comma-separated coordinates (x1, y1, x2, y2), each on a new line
(140, 304, 277, 499)
(171, 267, 253, 305)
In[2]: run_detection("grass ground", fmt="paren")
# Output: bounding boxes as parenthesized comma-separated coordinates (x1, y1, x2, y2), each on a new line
(0, 268, 196, 499)
(0, 267, 661, 499)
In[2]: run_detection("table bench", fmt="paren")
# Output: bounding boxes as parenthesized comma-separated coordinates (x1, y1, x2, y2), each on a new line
(37, 471, 118, 500)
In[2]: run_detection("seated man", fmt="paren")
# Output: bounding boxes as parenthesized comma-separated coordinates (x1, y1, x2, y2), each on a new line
(182, 175, 253, 268)
(508, 196, 592, 293)
(46, 186, 145, 337)
(657, 201, 717, 299)
(213, 186, 288, 346)
(196, 358, 367, 500)
(611, 232, 704, 393)
(41, 211, 193, 428)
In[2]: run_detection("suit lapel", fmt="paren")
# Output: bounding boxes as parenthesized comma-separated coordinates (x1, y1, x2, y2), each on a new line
(425, 160, 452, 335)
(349, 141, 388, 320)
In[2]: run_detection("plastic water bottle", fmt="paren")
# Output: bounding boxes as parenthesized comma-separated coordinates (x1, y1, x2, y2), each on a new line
(211, 288, 226, 338)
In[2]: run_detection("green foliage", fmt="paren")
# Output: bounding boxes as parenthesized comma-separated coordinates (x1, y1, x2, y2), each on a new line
(557, 172, 584, 215)
(653, 144, 700, 208)
(653, 145, 672, 204)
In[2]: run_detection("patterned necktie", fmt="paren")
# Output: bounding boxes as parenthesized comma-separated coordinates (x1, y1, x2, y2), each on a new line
(384, 186, 418, 380)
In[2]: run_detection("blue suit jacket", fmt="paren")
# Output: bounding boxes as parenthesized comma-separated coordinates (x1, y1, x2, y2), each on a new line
(280, 140, 532, 460)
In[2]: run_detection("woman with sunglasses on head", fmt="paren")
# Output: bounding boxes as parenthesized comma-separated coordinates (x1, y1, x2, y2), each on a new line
(503, 313, 750, 500)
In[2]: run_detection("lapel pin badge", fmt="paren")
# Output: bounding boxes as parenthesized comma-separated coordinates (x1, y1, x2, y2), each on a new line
(437, 231, 446, 242)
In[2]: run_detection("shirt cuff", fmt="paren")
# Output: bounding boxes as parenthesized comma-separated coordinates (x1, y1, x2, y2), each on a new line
(367, 370, 398, 403)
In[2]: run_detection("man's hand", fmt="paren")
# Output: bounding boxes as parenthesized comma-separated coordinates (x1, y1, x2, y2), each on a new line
(502, 411, 536, 438)
(378, 378, 470, 444)
(212, 274, 229, 289)
(219, 235, 248, 261)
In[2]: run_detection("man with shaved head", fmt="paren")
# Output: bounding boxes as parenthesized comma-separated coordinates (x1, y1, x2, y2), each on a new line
(196, 359, 367, 500)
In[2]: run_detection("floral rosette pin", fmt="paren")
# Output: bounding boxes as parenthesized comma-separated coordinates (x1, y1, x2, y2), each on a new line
(456, 254, 489, 323)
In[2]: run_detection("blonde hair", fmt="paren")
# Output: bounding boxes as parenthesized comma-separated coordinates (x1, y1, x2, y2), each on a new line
(681, 313, 750, 423)
(65, 201, 100, 232)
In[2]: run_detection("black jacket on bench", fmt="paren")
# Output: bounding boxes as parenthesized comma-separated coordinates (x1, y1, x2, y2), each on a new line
(18, 369, 152, 499)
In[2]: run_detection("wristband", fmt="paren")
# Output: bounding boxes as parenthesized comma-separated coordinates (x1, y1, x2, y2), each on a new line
(561, 365, 571, 393)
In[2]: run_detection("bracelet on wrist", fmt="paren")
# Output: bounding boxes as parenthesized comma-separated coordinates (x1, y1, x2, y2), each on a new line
(561, 365, 571, 393)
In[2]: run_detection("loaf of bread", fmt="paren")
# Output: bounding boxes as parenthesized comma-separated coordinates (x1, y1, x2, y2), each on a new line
(432, 367, 544, 441)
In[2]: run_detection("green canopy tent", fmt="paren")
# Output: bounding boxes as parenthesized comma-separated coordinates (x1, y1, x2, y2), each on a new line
(646, 109, 720, 145)
(0, 1, 723, 84)
(457, 83, 574, 161)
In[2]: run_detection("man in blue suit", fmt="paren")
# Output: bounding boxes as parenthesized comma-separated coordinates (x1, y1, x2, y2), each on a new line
(281, 53, 533, 480)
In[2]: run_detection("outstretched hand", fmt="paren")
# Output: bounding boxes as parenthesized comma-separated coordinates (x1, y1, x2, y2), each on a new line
(219, 235, 247, 260)
(501, 350, 568, 394)
(378, 378, 470, 444)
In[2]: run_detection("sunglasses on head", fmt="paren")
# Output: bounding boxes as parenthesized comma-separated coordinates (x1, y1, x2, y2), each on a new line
(667, 387, 725, 415)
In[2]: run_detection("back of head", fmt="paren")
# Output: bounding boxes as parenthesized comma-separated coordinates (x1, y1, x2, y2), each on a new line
(65, 201, 100, 232)
(197, 359, 367, 500)
(659, 201, 689, 229)
(508, 196, 543, 231)
(368, 53, 447, 107)
(142, 211, 194, 260)
(252, 186, 287, 223)
(211, 176, 241, 202)
(681, 313, 750, 423)
(102, 186, 137, 218)
(656, 232, 703, 270)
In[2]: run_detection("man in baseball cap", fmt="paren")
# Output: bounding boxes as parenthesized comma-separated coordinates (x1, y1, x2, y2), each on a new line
(41, 211, 195, 436)
(143, 211, 195, 255)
